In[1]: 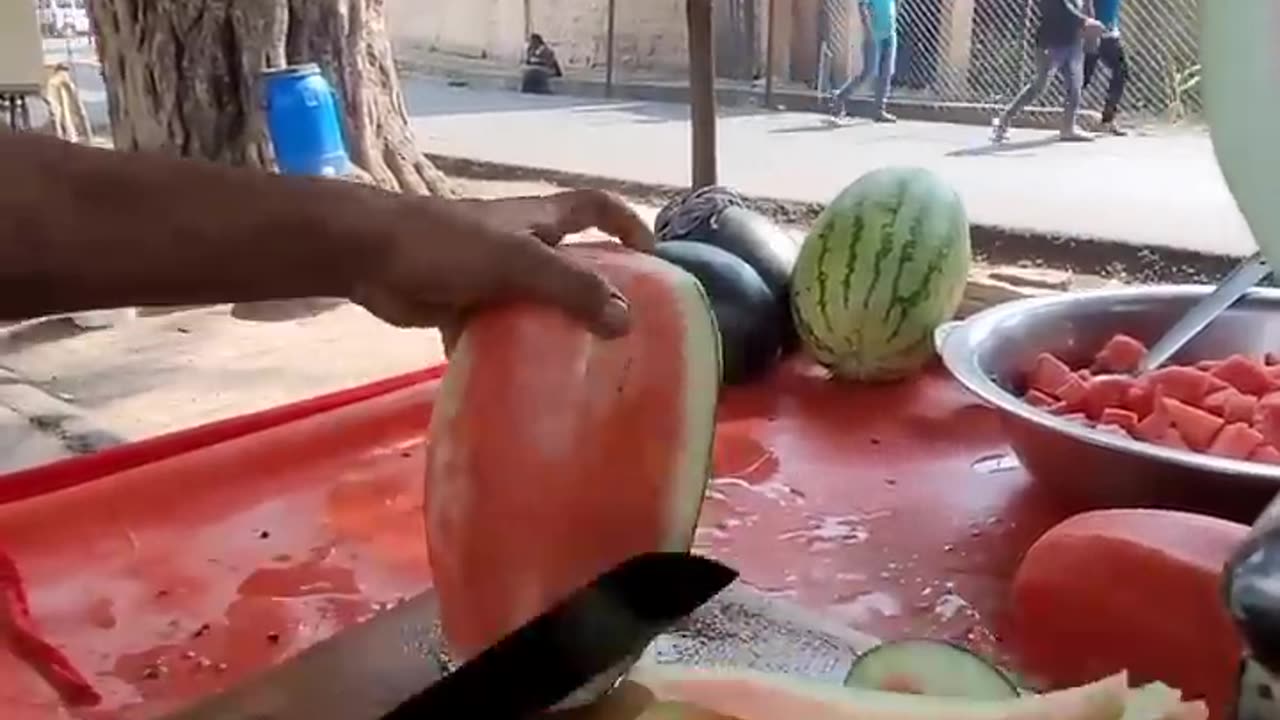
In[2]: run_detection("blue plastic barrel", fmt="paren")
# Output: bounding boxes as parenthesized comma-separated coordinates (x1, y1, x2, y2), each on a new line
(261, 64, 353, 177)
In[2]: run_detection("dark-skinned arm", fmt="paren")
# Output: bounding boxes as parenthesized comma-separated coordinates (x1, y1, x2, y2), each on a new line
(0, 131, 393, 321)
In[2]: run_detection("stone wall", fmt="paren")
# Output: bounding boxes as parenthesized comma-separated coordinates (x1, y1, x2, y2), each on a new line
(387, 0, 691, 72)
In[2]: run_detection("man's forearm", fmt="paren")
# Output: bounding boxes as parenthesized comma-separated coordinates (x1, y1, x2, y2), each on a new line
(0, 133, 390, 320)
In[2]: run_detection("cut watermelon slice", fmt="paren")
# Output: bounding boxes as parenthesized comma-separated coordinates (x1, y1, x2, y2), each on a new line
(631, 664, 1196, 720)
(423, 243, 721, 699)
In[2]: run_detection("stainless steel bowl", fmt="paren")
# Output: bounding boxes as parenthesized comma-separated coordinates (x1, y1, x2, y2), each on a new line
(937, 285, 1280, 521)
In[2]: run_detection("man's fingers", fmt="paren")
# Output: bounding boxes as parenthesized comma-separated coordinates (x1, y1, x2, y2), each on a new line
(507, 240, 631, 338)
(550, 190, 656, 252)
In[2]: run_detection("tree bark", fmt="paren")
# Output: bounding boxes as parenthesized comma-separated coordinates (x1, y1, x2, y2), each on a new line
(85, 0, 454, 196)
(687, 0, 719, 189)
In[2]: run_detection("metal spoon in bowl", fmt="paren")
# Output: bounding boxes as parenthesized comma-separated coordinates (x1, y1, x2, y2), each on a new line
(1135, 252, 1271, 373)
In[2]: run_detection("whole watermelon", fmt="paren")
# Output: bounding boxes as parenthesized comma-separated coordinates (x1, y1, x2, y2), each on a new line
(791, 167, 970, 381)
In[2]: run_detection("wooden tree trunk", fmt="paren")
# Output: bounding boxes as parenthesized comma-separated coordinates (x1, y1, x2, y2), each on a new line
(85, 0, 453, 196)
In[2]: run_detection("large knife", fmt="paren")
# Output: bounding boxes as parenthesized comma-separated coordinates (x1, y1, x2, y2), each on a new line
(165, 552, 736, 720)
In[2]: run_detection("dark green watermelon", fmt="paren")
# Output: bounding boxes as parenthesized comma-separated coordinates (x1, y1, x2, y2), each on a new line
(650, 241, 784, 386)
(660, 206, 799, 352)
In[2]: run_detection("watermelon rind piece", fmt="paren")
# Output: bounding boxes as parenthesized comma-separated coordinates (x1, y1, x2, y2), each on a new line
(844, 638, 1020, 700)
(630, 663, 1133, 719)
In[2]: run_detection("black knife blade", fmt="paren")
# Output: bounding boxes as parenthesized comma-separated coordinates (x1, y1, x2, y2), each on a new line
(380, 551, 737, 720)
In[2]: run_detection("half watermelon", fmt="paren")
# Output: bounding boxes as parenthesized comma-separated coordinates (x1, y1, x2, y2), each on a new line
(423, 242, 721, 706)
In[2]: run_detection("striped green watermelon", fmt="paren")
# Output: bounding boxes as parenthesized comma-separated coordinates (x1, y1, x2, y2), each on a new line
(791, 167, 970, 381)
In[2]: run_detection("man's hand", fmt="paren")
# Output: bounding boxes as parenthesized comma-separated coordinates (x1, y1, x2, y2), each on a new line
(351, 189, 655, 344)
(0, 133, 653, 332)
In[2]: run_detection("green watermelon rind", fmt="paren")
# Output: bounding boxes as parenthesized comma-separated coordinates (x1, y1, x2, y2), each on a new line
(791, 166, 971, 382)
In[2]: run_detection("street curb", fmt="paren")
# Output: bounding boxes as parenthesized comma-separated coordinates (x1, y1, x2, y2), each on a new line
(0, 371, 127, 456)
(429, 153, 1244, 285)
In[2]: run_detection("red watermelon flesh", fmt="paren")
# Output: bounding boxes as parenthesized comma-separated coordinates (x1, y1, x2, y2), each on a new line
(1021, 337, 1280, 468)
(423, 243, 719, 679)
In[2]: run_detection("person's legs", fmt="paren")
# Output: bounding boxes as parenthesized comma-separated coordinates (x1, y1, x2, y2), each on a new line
(1082, 45, 1102, 92)
(1099, 36, 1129, 132)
(832, 35, 879, 115)
(992, 47, 1055, 141)
(1058, 42, 1093, 140)
(521, 66, 552, 94)
(871, 36, 898, 121)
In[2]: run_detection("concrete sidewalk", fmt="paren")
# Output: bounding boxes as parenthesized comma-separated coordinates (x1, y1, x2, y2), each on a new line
(406, 79, 1254, 263)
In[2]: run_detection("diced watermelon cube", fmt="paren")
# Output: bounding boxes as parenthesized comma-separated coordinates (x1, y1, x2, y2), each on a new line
(1122, 383, 1156, 418)
(1205, 375, 1233, 394)
(1208, 423, 1266, 460)
(1211, 354, 1274, 395)
(1147, 367, 1214, 405)
(1162, 397, 1226, 451)
(1025, 389, 1058, 410)
(1252, 445, 1280, 465)
(1254, 393, 1280, 448)
(1201, 387, 1239, 417)
(1227, 393, 1260, 424)
(1098, 407, 1140, 433)
(1093, 334, 1148, 374)
(1154, 428, 1190, 451)
(1081, 375, 1138, 420)
(1133, 404, 1172, 442)
(1075, 369, 1094, 383)
(1266, 365, 1280, 387)
(1028, 354, 1075, 398)
(1054, 375, 1088, 410)
(1095, 423, 1130, 437)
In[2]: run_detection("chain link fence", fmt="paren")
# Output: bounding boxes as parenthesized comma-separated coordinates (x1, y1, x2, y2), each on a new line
(813, 0, 1201, 122)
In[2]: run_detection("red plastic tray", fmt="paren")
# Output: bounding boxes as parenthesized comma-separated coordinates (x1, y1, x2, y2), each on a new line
(0, 358, 1073, 719)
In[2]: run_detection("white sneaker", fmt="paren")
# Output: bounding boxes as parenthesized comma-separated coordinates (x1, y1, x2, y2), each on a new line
(1059, 126, 1096, 142)
(990, 118, 1009, 144)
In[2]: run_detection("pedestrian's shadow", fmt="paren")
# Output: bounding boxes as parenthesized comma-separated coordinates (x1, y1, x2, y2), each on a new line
(947, 137, 1059, 157)
(769, 118, 869, 134)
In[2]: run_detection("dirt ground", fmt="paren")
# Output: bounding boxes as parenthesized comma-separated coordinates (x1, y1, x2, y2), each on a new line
(0, 178, 664, 470)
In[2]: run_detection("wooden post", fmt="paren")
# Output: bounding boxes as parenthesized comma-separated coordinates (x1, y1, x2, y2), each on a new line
(764, 0, 777, 108)
(605, 0, 617, 98)
(687, 0, 718, 189)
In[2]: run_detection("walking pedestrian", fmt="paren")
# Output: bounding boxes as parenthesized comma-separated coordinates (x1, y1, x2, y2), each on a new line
(991, 0, 1105, 143)
(1082, 0, 1130, 135)
(828, 0, 898, 123)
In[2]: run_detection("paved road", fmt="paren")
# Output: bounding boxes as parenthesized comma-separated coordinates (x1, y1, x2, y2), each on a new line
(405, 80, 1254, 258)
(52, 47, 1255, 258)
